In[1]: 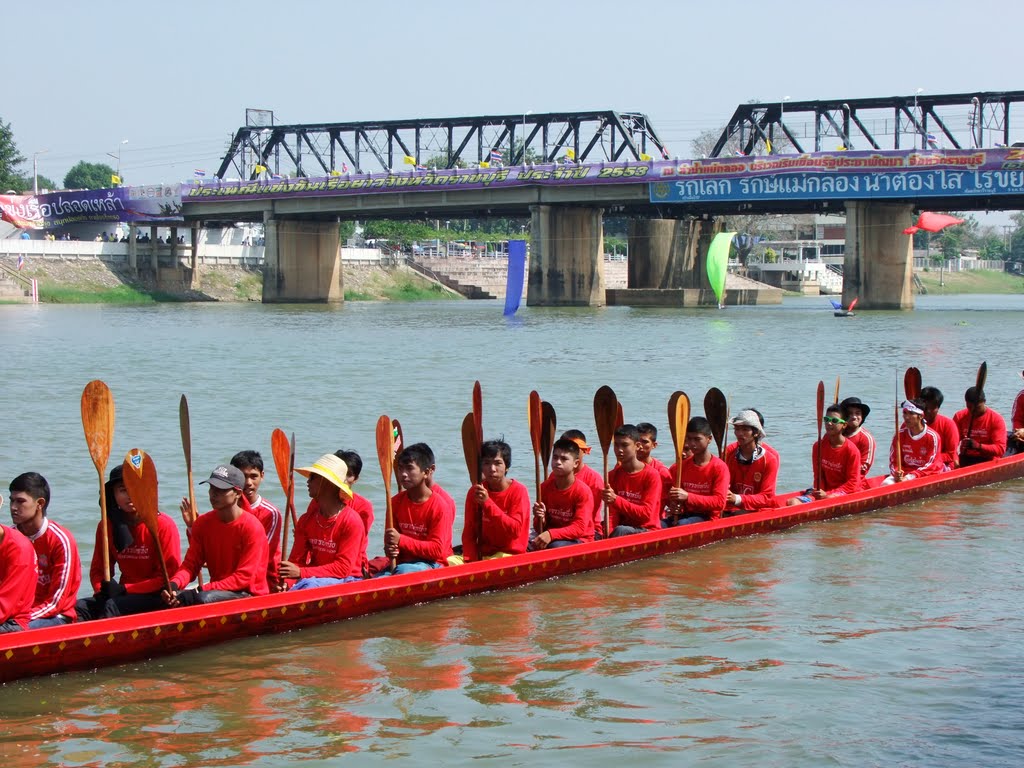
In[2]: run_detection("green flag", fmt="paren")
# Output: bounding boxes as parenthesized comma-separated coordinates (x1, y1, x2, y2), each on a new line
(706, 232, 735, 307)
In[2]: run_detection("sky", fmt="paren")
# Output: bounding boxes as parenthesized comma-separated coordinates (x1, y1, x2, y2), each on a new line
(4, 0, 1021, 223)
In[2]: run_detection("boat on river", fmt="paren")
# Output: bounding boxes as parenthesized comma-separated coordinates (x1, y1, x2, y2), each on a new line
(3, 453, 1023, 685)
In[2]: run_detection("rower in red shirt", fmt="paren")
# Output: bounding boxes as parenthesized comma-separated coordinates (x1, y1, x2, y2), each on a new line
(665, 417, 730, 524)
(559, 430, 605, 538)
(788, 405, 862, 505)
(604, 425, 662, 536)
(8, 472, 81, 628)
(281, 453, 365, 589)
(76, 465, 181, 620)
(164, 464, 269, 606)
(459, 439, 531, 562)
(637, 422, 673, 512)
(724, 409, 779, 514)
(839, 397, 876, 477)
(380, 443, 454, 575)
(1011, 370, 1024, 455)
(231, 451, 283, 591)
(953, 386, 1007, 466)
(530, 438, 595, 549)
(920, 386, 961, 470)
(0, 494, 37, 634)
(304, 450, 375, 576)
(883, 399, 944, 484)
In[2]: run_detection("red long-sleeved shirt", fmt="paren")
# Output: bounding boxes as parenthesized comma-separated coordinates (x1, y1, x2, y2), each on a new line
(1013, 389, 1024, 431)
(26, 519, 81, 622)
(666, 456, 730, 520)
(171, 510, 269, 595)
(725, 443, 779, 511)
(90, 514, 181, 595)
(607, 463, 662, 530)
(812, 438, 863, 495)
(308, 492, 374, 573)
(0, 527, 37, 629)
(575, 463, 606, 529)
(539, 475, 595, 542)
(461, 479, 531, 561)
(926, 412, 960, 469)
(287, 506, 365, 580)
(845, 427, 877, 475)
(391, 490, 454, 566)
(250, 496, 282, 587)
(953, 407, 1008, 460)
(888, 426, 944, 477)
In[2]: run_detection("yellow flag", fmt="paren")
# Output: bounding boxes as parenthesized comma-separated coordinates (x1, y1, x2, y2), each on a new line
(565, 148, 576, 161)
(111, 174, 121, 185)
(479, 161, 490, 168)
(765, 138, 773, 154)
(330, 169, 341, 176)
(403, 155, 416, 165)
(640, 153, 652, 161)
(254, 164, 267, 174)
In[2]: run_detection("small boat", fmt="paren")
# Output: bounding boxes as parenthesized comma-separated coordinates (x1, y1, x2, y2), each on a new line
(3, 453, 1023, 684)
(831, 297, 857, 317)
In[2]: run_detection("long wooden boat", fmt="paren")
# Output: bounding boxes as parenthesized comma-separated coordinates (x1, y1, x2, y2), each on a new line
(3, 453, 1023, 685)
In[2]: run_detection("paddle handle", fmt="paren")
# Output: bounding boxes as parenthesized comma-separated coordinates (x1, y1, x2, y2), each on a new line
(96, 466, 112, 583)
(602, 452, 610, 538)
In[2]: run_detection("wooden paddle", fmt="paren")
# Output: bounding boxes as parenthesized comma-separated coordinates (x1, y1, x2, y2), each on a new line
(834, 376, 841, 405)
(894, 369, 903, 477)
(178, 395, 200, 532)
(376, 415, 397, 573)
(593, 385, 619, 536)
(471, 381, 484, 552)
(962, 361, 988, 457)
(121, 449, 172, 593)
(271, 428, 297, 561)
(81, 380, 115, 583)
(904, 367, 922, 401)
(615, 402, 624, 429)
(391, 419, 404, 488)
(540, 401, 557, 482)
(671, 391, 691, 488)
(528, 390, 544, 502)
(815, 380, 825, 491)
(460, 411, 481, 551)
(703, 387, 728, 460)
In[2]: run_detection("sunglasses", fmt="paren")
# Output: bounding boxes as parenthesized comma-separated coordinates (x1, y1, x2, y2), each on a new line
(823, 416, 847, 425)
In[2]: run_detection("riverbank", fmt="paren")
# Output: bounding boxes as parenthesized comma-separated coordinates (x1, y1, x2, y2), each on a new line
(916, 268, 1024, 295)
(4, 257, 458, 303)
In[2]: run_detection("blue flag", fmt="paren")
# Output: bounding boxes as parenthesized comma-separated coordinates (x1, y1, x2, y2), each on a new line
(504, 240, 527, 316)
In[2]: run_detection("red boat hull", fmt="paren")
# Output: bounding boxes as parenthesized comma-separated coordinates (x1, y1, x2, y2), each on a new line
(3, 453, 1022, 684)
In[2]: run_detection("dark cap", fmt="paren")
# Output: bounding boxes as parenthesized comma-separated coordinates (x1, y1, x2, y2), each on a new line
(106, 464, 124, 486)
(201, 464, 245, 490)
(839, 396, 871, 420)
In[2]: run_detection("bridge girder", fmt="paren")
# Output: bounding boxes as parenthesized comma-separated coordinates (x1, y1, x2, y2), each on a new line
(216, 111, 670, 181)
(709, 90, 1024, 157)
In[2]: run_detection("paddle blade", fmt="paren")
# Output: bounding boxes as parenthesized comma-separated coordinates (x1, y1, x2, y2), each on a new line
(122, 449, 160, 541)
(976, 361, 988, 394)
(703, 387, 728, 459)
(528, 390, 543, 455)
(178, 394, 193, 467)
(375, 415, 394, 494)
(461, 412, 480, 485)
(81, 380, 115, 472)
(667, 391, 684, 454)
(834, 376, 841, 405)
(904, 367, 922, 401)
(615, 402, 624, 429)
(672, 392, 690, 468)
(540, 401, 557, 471)
(593, 386, 618, 456)
(472, 381, 483, 446)
(270, 428, 291, 495)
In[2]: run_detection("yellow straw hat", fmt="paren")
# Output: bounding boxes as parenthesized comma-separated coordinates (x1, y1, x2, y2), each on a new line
(296, 454, 353, 501)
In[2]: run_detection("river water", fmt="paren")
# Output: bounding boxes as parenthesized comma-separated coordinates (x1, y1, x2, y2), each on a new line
(1, 295, 1023, 766)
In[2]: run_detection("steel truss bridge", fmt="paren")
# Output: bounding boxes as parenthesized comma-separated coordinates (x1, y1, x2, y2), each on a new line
(709, 90, 1024, 157)
(216, 110, 669, 180)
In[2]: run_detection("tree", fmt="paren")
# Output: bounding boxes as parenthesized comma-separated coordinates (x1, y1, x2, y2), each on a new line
(64, 161, 117, 190)
(0, 116, 26, 192)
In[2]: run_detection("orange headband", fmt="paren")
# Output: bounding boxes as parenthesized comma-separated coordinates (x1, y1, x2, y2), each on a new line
(569, 437, 592, 454)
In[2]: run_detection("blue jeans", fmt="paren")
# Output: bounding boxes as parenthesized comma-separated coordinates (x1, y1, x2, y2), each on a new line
(28, 614, 73, 630)
(546, 539, 582, 549)
(374, 562, 442, 577)
(662, 515, 706, 527)
(176, 588, 250, 606)
(610, 525, 648, 538)
(292, 576, 361, 590)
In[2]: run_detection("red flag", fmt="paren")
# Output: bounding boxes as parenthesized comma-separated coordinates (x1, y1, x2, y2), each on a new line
(904, 212, 965, 235)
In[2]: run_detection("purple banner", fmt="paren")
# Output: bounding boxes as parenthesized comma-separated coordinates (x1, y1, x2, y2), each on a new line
(181, 148, 1023, 204)
(0, 185, 182, 230)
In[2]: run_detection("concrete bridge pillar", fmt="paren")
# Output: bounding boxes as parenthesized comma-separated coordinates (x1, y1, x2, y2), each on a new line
(262, 216, 344, 303)
(843, 201, 914, 310)
(625, 217, 722, 290)
(527, 205, 605, 306)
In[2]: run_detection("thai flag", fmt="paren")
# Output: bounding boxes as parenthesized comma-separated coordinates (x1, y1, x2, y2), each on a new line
(194, 169, 206, 178)
(490, 149, 503, 164)
(17, 254, 24, 270)
(926, 133, 940, 150)
(271, 174, 283, 180)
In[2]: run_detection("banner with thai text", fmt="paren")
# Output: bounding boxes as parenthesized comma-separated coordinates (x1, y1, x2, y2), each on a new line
(0, 185, 182, 230)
